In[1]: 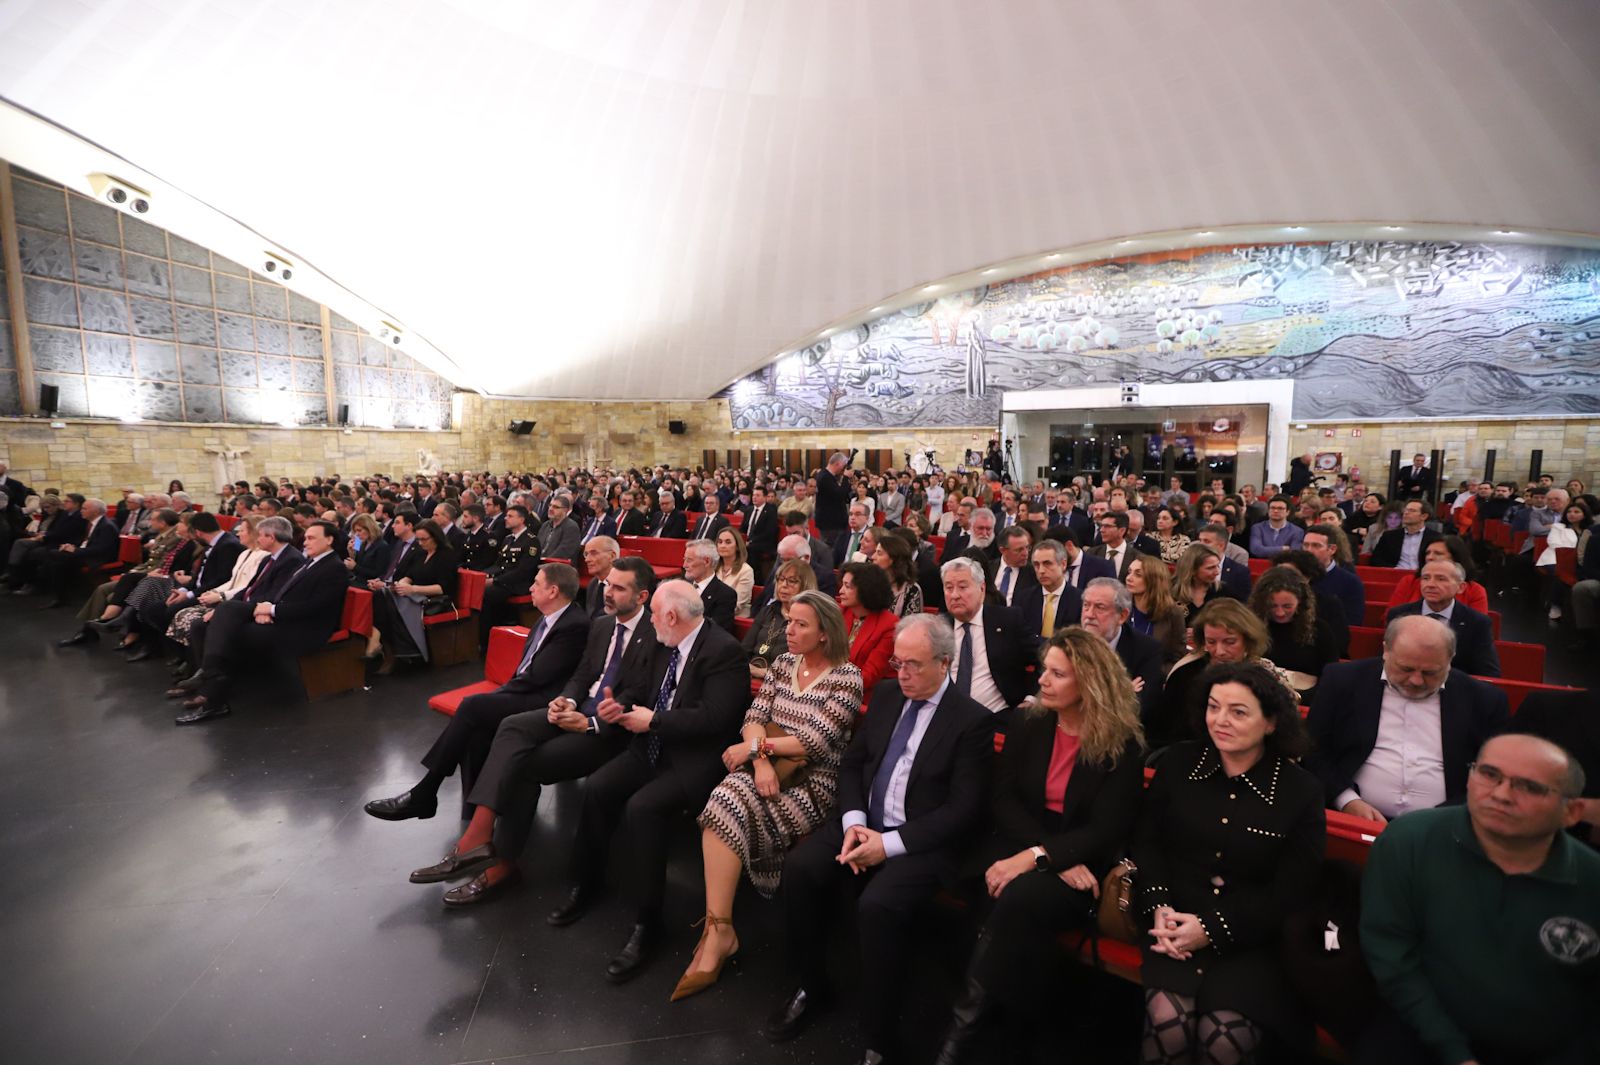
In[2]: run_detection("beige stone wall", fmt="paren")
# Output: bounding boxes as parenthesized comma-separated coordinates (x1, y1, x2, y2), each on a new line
(1287, 417, 1600, 489)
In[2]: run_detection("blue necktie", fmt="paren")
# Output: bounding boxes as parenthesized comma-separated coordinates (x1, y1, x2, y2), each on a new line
(868, 699, 927, 831)
(645, 646, 681, 766)
(598, 621, 628, 696)
(954, 623, 974, 696)
(999, 567, 1013, 598)
(515, 616, 548, 676)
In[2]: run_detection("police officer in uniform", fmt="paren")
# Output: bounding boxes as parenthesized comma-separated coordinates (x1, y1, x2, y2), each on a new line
(477, 505, 541, 652)
(458, 503, 497, 571)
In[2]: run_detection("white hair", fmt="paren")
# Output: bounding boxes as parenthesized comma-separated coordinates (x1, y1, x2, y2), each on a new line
(778, 533, 812, 560)
(654, 578, 705, 618)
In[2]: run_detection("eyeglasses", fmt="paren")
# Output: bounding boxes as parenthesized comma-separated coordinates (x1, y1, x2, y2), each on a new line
(888, 656, 945, 672)
(775, 575, 802, 586)
(1468, 762, 1561, 800)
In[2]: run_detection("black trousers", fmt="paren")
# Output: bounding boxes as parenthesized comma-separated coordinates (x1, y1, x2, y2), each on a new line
(36, 550, 90, 598)
(370, 591, 421, 657)
(8, 542, 55, 584)
(420, 689, 541, 810)
(107, 569, 147, 607)
(198, 599, 317, 704)
(468, 709, 627, 860)
(782, 820, 954, 1052)
(568, 747, 724, 923)
(971, 869, 1094, 1001)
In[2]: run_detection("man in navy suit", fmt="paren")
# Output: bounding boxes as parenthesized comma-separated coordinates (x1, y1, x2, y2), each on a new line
(1055, 529, 1116, 592)
(1013, 538, 1083, 642)
(686, 494, 729, 543)
(743, 484, 780, 579)
(1079, 577, 1165, 726)
(36, 497, 120, 607)
(178, 520, 351, 724)
(1384, 559, 1500, 678)
(764, 615, 993, 1061)
(1303, 524, 1365, 627)
(614, 489, 649, 538)
(1305, 615, 1508, 825)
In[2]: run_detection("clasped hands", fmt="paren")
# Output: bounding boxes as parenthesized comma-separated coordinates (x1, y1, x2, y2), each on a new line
(835, 824, 887, 874)
(594, 687, 653, 733)
(252, 602, 275, 625)
(1148, 905, 1210, 960)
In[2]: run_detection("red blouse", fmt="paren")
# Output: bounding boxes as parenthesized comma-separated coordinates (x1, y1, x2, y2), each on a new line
(1044, 729, 1081, 814)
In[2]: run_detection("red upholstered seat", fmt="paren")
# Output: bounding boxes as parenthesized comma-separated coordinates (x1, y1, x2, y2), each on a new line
(423, 568, 486, 626)
(339, 587, 373, 638)
(1483, 677, 1583, 714)
(1347, 625, 1384, 659)
(733, 616, 753, 639)
(428, 681, 496, 717)
(217, 514, 238, 531)
(427, 625, 527, 716)
(117, 536, 142, 564)
(1495, 641, 1545, 683)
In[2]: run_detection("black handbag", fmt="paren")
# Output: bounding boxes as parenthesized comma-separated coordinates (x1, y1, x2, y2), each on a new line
(421, 595, 455, 616)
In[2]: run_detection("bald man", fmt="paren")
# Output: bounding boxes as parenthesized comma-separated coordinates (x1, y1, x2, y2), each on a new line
(1305, 615, 1509, 824)
(1359, 734, 1598, 1065)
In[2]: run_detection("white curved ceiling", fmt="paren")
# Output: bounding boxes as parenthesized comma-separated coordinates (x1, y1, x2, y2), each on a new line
(2, 0, 1597, 400)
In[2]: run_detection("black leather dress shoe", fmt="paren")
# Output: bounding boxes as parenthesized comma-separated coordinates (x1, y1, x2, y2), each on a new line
(442, 868, 521, 907)
(172, 670, 204, 691)
(86, 617, 121, 632)
(546, 884, 595, 927)
(364, 790, 438, 822)
(175, 701, 231, 725)
(409, 843, 496, 884)
(605, 923, 658, 983)
(124, 644, 155, 662)
(763, 986, 824, 1043)
(57, 628, 95, 647)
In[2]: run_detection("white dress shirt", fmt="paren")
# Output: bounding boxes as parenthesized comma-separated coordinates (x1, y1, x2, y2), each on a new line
(841, 678, 949, 858)
(996, 563, 1021, 606)
(1341, 681, 1447, 818)
(1398, 529, 1426, 570)
(586, 611, 641, 699)
(954, 607, 1008, 713)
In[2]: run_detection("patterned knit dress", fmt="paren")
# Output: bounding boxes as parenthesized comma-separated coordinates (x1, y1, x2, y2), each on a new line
(697, 654, 863, 898)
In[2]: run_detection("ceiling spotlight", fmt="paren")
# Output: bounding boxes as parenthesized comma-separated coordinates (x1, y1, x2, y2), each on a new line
(1494, 229, 1518, 236)
(1382, 226, 1404, 231)
(1196, 231, 1215, 237)
(921, 284, 940, 293)
(1284, 226, 1306, 232)
(981, 268, 999, 275)
(1044, 253, 1060, 260)
(375, 320, 404, 347)
(1116, 240, 1136, 246)
(870, 306, 885, 313)
(262, 252, 295, 282)
(87, 172, 152, 216)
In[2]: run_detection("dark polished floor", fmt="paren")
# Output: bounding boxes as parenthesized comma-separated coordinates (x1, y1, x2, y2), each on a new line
(1, 576, 1591, 1065)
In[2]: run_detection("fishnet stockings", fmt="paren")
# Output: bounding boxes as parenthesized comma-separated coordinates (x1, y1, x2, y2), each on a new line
(1141, 990, 1263, 1065)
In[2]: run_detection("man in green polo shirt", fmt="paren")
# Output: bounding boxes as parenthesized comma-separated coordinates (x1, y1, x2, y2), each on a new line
(1359, 733, 1597, 1064)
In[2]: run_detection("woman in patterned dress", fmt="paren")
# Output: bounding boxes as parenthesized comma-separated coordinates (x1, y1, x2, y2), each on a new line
(673, 590, 864, 1001)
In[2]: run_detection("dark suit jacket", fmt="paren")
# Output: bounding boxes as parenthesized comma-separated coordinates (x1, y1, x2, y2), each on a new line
(1385, 600, 1502, 678)
(1304, 658, 1509, 809)
(348, 537, 392, 584)
(949, 605, 1040, 709)
(1087, 542, 1137, 581)
(1397, 465, 1434, 499)
(686, 512, 729, 543)
(813, 468, 851, 531)
(648, 510, 688, 539)
(239, 544, 306, 605)
(1369, 527, 1442, 568)
(990, 561, 1038, 605)
(1114, 624, 1167, 726)
(989, 717, 1145, 873)
(1219, 557, 1253, 601)
(193, 531, 246, 594)
(1066, 550, 1117, 590)
(614, 621, 751, 773)
(415, 494, 440, 519)
(837, 680, 994, 856)
(697, 578, 738, 635)
(75, 518, 122, 568)
(560, 611, 659, 709)
(500, 603, 591, 700)
(263, 551, 351, 653)
(45, 510, 86, 547)
(743, 505, 780, 557)
(583, 575, 608, 618)
(1012, 581, 1083, 642)
(616, 509, 648, 538)
(938, 528, 971, 566)
(1129, 533, 1163, 559)
(834, 528, 873, 567)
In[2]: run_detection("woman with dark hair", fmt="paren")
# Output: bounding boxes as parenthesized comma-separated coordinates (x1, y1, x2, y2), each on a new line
(1385, 534, 1488, 614)
(1152, 506, 1192, 564)
(871, 531, 924, 618)
(368, 518, 458, 673)
(935, 628, 1147, 1063)
(1344, 491, 1385, 544)
(837, 561, 898, 701)
(1134, 661, 1325, 1065)
(1248, 567, 1340, 691)
(167, 479, 185, 494)
(1155, 599, 1298, 752)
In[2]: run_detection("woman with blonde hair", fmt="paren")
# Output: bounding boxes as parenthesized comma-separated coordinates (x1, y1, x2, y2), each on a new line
(165, 514, 268, 678)
(1154, 598, 1298, 751)
(713, 525, 755, 618)
(1125, 551, 1187, 663)
(1171, 542, 1234, 626)
(935, 628, 1147, 1062)
(676, 590, 863, 1000)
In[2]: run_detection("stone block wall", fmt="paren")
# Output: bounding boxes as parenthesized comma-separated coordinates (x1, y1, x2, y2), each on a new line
(1286, 418, 1600, 490)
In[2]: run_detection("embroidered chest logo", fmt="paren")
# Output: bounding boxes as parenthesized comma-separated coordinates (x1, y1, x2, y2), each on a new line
(1539, 917, 1599, 965)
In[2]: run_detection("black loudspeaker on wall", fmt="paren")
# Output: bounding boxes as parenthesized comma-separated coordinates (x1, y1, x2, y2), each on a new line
(39, 383, 60, 414)
(668, 420, 687, 435)
(337, 404, 350, 427)
(509, 420, 537, 435)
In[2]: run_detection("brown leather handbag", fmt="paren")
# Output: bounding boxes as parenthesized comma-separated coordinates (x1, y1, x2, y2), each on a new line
(754, 723, 809, 788)
(1097, 858, 1141, 943)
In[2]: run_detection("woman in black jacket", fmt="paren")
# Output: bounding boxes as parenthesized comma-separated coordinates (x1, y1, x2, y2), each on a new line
(1133, 661, 1325, 1064)
(1248, 567, 1340, 695)
(935, 628, 1147, 1063)
(345, 513, 392, 586)
(369, 519, 457, 672)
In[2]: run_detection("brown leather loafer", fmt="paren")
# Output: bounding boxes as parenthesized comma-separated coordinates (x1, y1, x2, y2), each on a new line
(442, 868, 522, 907)
(409, 843, 497, 884)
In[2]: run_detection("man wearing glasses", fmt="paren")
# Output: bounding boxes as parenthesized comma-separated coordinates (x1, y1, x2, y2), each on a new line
(1304, 615, 1509, 825)
(1358, 732, 1598, 1065)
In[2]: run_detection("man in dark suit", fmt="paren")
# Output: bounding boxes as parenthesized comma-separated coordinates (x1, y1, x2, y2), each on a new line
(680, 538, 737, 634)
(938, 498, 976, 565)
(1384, 559, 1501, 677)
(834, 501, 874, 566)
(7, 493, 83, 591)
(812, 452, 853, 543)
(941, 556, 1039, 730)
(743, 484, 780, 579)
(365, 562, 590, 820)
(764, 614, 994, 1061)
(1056, 530, 1115, 592)
(398, 558, 660, 905)
(536, 495, 581, 562)
(615, 489, 649, 538)
(1305, 615, 1509, 825)
(141, 512, 246, 665)
(990, 526, 1038, 608)
(580, 536, 618, 618)
(646, 491, 689, 539)
(686, 494, 729, 543)
(433, 502, 468, 555)
(1079, 577, 1165, 725)
(1086, 511, 1136, 581)
(1370, 500, 1443, 570)
(1397, 454, 1434, 502)
(177, 520, 349, 724)
(1197, 525, 1252, 600)
(457, 504, 496, 570)
(1014, 539, 1083, 642)
(414, 483, 440, 519)
(0, 461, 33, 509)
(781, 509, 834, 571)
(555, 580, 750, 982)
(1302, 524, 1363, 625)
(36, 497, 120, 607)
(1124, 510, 1163, 558)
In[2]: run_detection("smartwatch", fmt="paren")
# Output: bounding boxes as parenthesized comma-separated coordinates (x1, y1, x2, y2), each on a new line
(1030, 846, 1049, 872)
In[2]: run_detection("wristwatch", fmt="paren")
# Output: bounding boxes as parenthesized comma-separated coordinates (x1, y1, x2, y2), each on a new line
(1030, 846, 1049, 872)
(749, 738, 762, 762)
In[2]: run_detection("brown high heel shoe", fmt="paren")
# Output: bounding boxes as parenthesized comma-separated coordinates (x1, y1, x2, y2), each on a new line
(668, 912, 738, 1002)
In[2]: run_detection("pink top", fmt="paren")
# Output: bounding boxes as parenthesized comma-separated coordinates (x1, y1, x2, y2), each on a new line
(1044, 729, 1081, 814)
